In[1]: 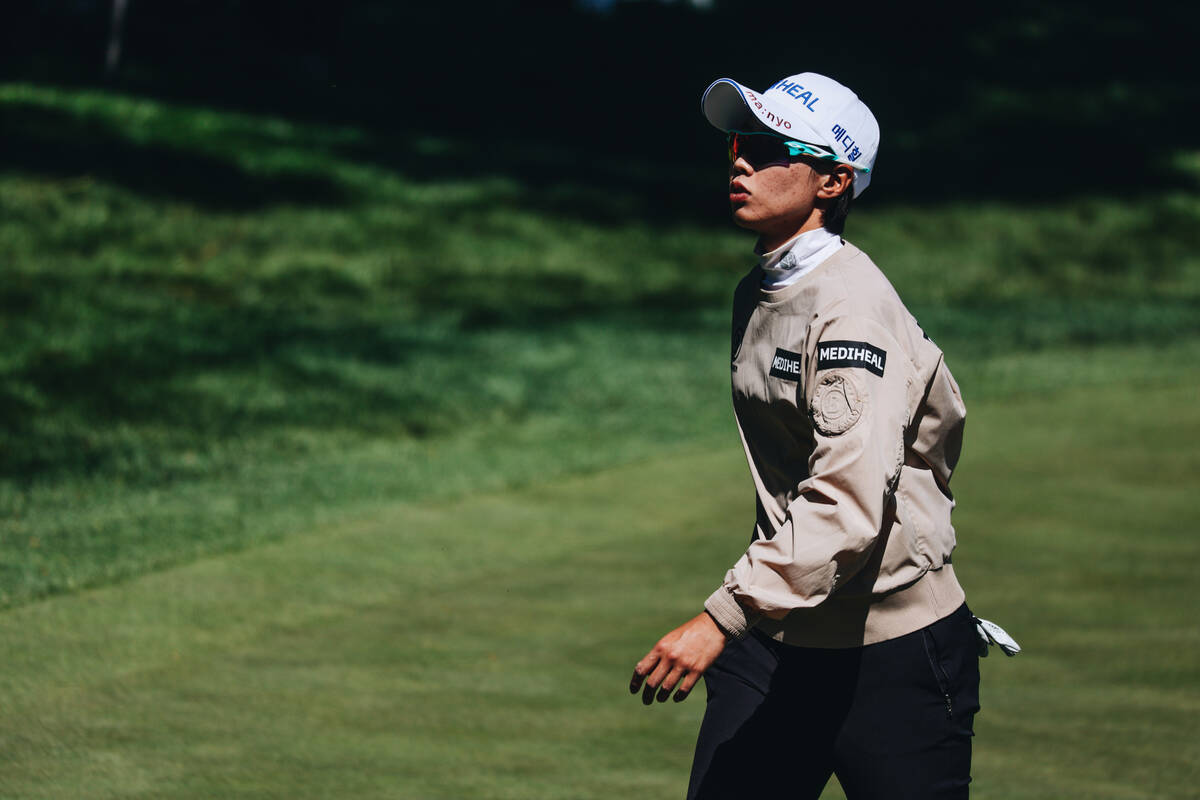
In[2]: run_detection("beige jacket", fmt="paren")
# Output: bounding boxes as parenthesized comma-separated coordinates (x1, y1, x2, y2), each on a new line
(705, 242, 967, 648)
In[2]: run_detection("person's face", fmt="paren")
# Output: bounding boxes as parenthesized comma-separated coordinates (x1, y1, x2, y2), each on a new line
(726, 136, 854, 250)
(728, 154, 825, 247)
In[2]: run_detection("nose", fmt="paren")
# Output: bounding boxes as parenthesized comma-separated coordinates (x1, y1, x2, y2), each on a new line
(730, 156, 753, 176)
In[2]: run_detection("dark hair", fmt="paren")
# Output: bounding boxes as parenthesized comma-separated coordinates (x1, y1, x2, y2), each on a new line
(821, 182, 853, 236)
(805, 159, 854, 235)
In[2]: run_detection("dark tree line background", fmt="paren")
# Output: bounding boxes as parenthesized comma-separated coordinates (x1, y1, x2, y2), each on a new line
(4, 0, 1198, 208)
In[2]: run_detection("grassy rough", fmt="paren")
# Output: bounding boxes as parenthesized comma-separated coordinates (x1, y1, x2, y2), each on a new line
(2, 83, 1199, 611)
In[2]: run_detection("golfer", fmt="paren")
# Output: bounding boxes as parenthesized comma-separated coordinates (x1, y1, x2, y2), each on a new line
(629, 72, 981, 799)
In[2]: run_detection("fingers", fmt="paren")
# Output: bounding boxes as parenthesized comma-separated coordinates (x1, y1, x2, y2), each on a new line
(629, 652, 659, 694)
(656, 665, 685, 703)
(634, 656, 695, 704)
(673, 670, 702, 702)
(642, 660, 671, 705)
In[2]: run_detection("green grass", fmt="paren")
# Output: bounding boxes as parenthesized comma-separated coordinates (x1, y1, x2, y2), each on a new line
(0, 82, 1198, 797)
(0, 366, 1196, 799)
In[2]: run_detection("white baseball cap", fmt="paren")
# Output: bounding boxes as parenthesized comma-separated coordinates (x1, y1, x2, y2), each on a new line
(702, 72, 880, 198)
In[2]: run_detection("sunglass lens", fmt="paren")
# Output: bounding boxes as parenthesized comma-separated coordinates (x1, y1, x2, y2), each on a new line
(727, 133, 788, 167)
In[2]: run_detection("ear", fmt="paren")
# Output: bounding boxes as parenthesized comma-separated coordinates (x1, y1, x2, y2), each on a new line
(815, 165, 854, 200)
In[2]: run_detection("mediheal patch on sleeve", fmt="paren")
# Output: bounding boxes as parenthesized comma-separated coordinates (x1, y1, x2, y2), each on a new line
(810, 372, 865, 435)
(816, 340, 886, 377)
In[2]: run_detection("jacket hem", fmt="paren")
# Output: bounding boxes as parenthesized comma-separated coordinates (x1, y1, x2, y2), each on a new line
(753, 563, 966, 648)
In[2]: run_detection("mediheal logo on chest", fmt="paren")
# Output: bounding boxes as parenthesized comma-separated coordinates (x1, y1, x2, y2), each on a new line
(769, 347, 804, 381)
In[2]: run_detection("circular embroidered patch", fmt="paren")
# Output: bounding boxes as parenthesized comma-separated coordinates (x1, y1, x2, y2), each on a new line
(810, 372, 865, 435)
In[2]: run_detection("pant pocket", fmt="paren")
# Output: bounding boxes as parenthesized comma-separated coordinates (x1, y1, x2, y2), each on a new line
(924, 608, 983, 732)
(921, 628, 955, 719)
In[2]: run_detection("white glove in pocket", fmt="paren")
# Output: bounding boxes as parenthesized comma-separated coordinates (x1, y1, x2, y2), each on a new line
(973, 615, 1021, 657)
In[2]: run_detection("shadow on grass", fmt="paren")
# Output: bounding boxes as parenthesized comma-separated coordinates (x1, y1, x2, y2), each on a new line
(4, 77, 1198, 230)
(5, 253, 1199, 485)
(0, 259, 735, 483)
(0, 102, 346, 210)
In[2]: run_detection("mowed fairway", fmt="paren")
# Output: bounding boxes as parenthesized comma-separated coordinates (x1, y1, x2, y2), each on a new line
(1, 359, 1196, 800)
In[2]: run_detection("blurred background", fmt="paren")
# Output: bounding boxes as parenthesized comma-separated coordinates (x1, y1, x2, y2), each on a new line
(1, 1, 1197, 798)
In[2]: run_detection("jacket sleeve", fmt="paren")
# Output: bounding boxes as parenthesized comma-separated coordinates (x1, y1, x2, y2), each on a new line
(705, 315, 916, 639)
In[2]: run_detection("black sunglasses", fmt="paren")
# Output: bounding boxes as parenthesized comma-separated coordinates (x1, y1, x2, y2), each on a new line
(726, 131, 862, 171)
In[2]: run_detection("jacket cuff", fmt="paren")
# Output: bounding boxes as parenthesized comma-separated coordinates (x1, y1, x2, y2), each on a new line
(704, 586, 757, 640)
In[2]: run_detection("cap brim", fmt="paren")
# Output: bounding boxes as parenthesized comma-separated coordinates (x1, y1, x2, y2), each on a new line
(701, 79, 761, 132)
(701, 79, 826, 146)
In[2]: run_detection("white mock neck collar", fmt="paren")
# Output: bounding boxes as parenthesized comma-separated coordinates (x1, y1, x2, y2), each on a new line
(756, 227, 843, 289)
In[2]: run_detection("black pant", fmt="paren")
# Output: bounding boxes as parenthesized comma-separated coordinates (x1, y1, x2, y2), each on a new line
(687, 604, 980, 800)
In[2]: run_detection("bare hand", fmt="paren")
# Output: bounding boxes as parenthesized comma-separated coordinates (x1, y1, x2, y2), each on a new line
(630, 612, 727, 705)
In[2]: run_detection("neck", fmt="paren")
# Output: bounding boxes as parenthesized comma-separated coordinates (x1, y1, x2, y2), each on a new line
(758, 216, 825, 252)
(756, 226, 843, 290)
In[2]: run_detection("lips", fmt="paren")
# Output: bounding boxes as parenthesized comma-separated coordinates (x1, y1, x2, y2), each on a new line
(729, 181, 750, 203)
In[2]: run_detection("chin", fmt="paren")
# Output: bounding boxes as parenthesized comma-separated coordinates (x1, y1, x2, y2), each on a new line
(731, 208, 766, 232)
